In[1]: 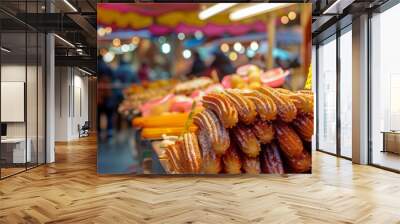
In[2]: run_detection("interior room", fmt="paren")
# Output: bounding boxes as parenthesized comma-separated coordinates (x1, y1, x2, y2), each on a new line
(370, 2, 400, 171)
(0, 0, 400, 223)
(0, 8, 46, 178)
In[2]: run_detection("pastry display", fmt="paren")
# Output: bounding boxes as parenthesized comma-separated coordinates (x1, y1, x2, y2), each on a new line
(145, 86, 313, 174)
(173, 77, 214, 95)
(241, 90, 277, 121)
(252, 119, 275, 144)
(193, 109, 230, 155)
(222, 143, 242, 174)
(222, 66, 290, 89)
(202, 92, 238, 128)
(260, 142, 284, 174)
(118, 80, 177, 117)
(257, 86, 297, 122)
(232, 124, 261, 158)
(222, 89, 257, 125)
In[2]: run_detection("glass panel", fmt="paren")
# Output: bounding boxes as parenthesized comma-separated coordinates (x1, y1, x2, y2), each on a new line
(317, 37, 337, 154)
(339, 29, 352, 158)
(371, 4, 400, 171)
(312, 45, 317, 151)
(26, 0, 39, 169)
(27, 31, 38, 169)
(1, 31, 27, 177)
(38, 33, 45, 165)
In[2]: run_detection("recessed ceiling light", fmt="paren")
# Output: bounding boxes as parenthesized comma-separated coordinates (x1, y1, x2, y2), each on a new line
(54, 34, 75, 48)
(63, 0, 78, 12)
(230, 3, 291, 21)
(1, 47, 11, 53)
(199, 3, 238, 20)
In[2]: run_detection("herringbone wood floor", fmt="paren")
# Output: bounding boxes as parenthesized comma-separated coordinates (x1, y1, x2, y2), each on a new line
(1, 136, 400, 224)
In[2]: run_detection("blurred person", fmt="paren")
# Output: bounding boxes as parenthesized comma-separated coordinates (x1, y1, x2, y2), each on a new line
(97, 56, 115, 139)
(115, 59, 139, 84)
(112, 59, 138, 133)
(189, 51, 206, 77)
(138, 62, 150, 82)
(210, 50, 235, 81)
(250, 53, 266, 70)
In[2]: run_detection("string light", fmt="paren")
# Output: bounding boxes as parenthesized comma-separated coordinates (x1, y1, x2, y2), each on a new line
(220, 43, 229, 53)
(288, 11, 297, 20)
(182, 49, 192, 59)
(112, 38, 121, 47)
(281, 16, 289, 24)
(250, 41, 259, 51)
(177, 33, 185, 40)
(233, 42, 243, 53)
(229, 52, 238, 61)
(161, 43, 171, 54)
(131, 36, 140, 45)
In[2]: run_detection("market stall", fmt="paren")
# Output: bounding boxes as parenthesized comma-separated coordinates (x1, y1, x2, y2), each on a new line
(97, 3, 313, 175)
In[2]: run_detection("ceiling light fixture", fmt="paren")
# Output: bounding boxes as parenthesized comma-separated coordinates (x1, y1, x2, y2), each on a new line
(1, 47, 11, 53)
(323, 0, 354, 14)
(78, 67, 92, 76)
(54, 34, 75, 48)
(199, 3, 238, 20)
(63, 0, 78, 12)
(229, 3, 291, 21)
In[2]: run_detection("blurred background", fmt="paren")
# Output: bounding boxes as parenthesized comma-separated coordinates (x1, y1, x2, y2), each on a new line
(97, 3, 312, 174)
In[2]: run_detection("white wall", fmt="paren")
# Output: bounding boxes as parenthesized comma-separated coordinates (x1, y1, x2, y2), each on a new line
(54, 67, 89, 141)
(1, 64, 46, 164)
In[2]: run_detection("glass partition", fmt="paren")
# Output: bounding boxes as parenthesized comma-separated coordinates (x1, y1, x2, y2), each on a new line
(371, 3, 400, 171)
(317, 36, 337, 154)
(339, 28, 352, 158)
(0, 30, 27, 177)
(0, 1, 46, 179)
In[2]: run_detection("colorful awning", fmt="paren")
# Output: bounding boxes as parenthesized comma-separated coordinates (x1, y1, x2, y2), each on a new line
(97, 3, 270, 37)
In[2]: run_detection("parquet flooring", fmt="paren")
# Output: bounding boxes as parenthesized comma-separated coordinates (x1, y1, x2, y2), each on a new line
(1, 135, 400, 223)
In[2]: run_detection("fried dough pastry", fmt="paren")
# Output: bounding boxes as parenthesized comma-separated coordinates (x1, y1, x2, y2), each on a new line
(257, 87, 297, 122)
(276, 88, 313, 115)
(275, 121, 304, 158)
(182, 132, 202, 173)
(240, 90, 277, 121)
(232, 124, 261, 158)
(298, 92, 314, 115)
(197, 129, 222, 174)
(242, 156, 261, 174)
(166, 142, 185, 173)
(252, 119, 275, 144)
(274, 88, 292, 95)
(165, 133, 202, 174)
(292, 114, 314, 142)
(222, 143, 242, 174)
(260, 142, 284, 174)
(202, 92, 238, 128)
(286, 150, 311, 173)
(193, 109, 230, 155)
(297, 89, 313, 96)
(223, 89, 257, 125)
